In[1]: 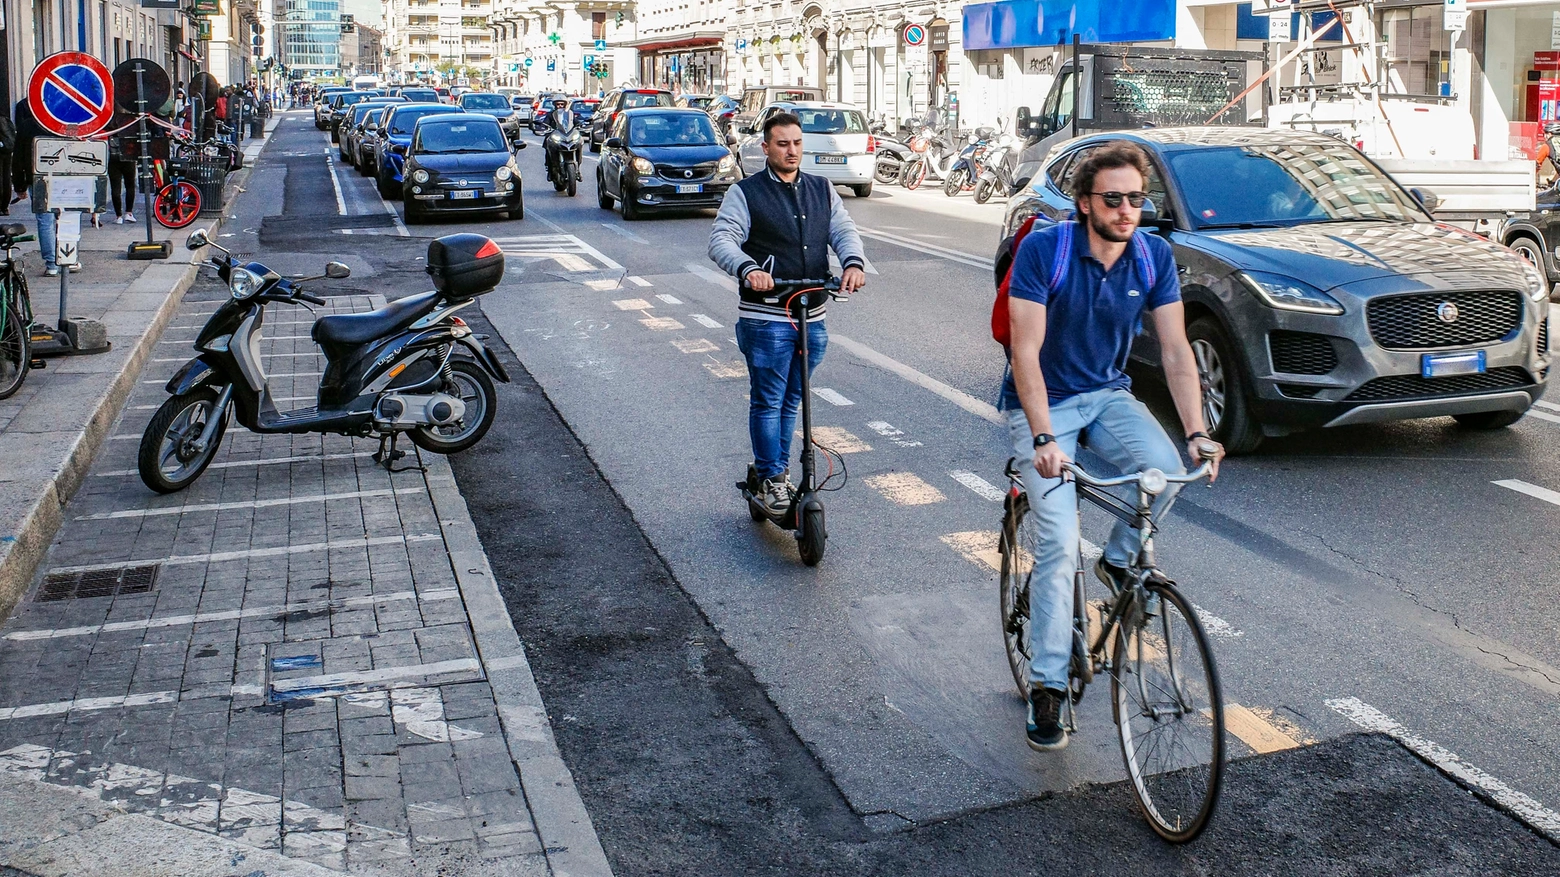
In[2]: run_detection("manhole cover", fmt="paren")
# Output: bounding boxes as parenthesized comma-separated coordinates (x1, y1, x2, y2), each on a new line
(38, 564, 159, 602)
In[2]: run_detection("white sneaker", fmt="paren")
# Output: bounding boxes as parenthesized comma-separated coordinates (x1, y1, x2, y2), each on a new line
(759, 477, 791, 515)
(115, 214, 125, 224)
(124, 212, 135, 223)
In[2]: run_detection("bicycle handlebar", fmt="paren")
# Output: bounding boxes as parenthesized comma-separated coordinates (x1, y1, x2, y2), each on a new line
(1062, 459, 1214, 492)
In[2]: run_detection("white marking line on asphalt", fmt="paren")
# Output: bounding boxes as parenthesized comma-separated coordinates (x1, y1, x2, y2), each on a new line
(1193, 606, 1245, 639)
(1493, 479, 1560, 507)
(627, 275, 652, 287)
(269, 658, 481, 695)
(1535, 400, 1560, 412)
(671, 338, 719, 354)
(3, 588, 459, 641)
(75, 487, 420, 521)
(1525, 409, 1560, 425)
(655, 293, 683, 305)
(45, 534, 443, 577)
(856, 224, 996, 270)
(690, 314, 723, 329)
(94, 451, 372, 477)
(600, 222, 648, 244)
(0, 691, 178, 720)
(377, 180, 411, 237)
(812, 388, 854, 406)
(1327, 696, 1560, 842)
(866, 420, 923, 448)
(325, 154, 348, 215)
(828, 251, 880, 275)
(686, 262, 738, 292)
(641, 317, 685, 331)
(831, 333, 1003, 425)
(612, 298, 652, 310)
(949, 470, 1004, 502)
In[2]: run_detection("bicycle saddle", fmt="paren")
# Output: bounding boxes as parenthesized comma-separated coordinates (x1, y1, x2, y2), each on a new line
(0, 224, 25, 238)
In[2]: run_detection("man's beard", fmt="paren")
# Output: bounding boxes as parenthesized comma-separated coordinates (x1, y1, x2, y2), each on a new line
(1086, 208, 1137, 243)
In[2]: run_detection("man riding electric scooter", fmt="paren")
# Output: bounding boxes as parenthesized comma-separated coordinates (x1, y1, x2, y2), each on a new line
(708, 110, 867, 564)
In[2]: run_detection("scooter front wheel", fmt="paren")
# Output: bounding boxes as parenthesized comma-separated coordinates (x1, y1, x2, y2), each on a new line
(797, 506, 826, 566)
(974, 176, 996, 204)
(138, 387, 228, 493)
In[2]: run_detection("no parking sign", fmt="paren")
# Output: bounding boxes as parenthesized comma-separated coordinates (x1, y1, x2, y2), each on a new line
(904, 24, 926, 47)
(29, 52, 115, 137)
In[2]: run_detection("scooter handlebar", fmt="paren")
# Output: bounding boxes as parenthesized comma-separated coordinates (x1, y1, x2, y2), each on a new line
(296, 291, 327, 306)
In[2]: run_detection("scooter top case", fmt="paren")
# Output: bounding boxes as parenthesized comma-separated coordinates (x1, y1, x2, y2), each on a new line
(426, 233, 505, 300)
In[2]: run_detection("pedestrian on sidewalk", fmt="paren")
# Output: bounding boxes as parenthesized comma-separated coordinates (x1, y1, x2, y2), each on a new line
(107, 114, 138, 224)
(0, 110, 15, 216)
(13, 101, 59, 275)
(11, 99, 36, 212)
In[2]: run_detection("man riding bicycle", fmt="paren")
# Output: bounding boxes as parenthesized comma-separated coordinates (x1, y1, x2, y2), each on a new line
(1003, 141, 1224, 752)
(708, 111, 867, 514)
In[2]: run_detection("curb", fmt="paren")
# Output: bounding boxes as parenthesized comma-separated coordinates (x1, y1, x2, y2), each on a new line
(422, 450, 616, 877)
(0, 124, 275, 621)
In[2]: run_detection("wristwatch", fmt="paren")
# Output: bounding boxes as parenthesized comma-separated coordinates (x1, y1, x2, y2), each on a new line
(1185, 430, 1210, 443)
(1033, 433, 1056, 449)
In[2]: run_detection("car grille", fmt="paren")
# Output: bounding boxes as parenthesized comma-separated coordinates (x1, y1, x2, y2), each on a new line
(1269, 331, 1338, 375)
(1365, 291, 1523, 349)
(655, 161, 718, 181)
(1344, 367, 1533, 402)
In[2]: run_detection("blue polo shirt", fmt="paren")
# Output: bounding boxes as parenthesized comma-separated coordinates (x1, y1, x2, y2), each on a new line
(999, 221, 1180, 410)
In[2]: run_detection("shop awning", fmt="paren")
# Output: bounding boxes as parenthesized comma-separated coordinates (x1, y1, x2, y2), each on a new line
(620, 31, 725, 53)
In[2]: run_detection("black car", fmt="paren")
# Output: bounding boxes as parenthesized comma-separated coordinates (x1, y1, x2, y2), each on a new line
(699, 94, 741, 135)
(589, 88, 674, 152)
(402, 114, 525, 223)
(596, 108, 739, 221)
(457, 92, 521, 136)
(327, 92, 380, 142)
(997, 127, 1551, 452)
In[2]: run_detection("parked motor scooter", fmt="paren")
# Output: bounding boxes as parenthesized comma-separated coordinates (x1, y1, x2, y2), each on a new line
(973, 123, 1021, 204)
(869, 119, 912, 185)
(139, 229, 511, 493)
(900, 127, 959, 190)
(943, 126, 996, 197)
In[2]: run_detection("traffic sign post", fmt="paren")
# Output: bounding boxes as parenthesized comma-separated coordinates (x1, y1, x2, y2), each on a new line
(115, 58, 173, 260)
(29, 52, 114, 137)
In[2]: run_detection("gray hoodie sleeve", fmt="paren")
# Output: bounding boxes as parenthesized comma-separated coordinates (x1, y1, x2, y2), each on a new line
(708, 186, 761, 280)
(826, 185, 867, 272)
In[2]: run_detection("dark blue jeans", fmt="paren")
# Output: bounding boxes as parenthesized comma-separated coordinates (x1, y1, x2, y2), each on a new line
(735, 317, 828, 480)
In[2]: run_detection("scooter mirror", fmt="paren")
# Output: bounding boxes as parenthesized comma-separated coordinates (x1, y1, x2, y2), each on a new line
(325, 261, 352, 279)
(186, 228, 211, 250)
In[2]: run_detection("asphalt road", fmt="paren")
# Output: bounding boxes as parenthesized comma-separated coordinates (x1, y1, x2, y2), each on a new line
(240, 110, 1560, 872)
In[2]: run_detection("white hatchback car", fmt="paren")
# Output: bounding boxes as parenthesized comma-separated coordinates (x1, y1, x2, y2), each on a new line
(735, 101, 877, 197)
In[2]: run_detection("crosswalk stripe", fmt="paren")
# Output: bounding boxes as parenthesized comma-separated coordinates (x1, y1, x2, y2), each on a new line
(864, 472, 946, 505)
(1493, 479, 1560, 507)
(1223, 703, 1300, 754)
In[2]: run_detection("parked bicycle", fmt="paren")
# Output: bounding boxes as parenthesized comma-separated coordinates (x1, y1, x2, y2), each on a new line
(0, 223, 37, 399)
(999, 455, 1224, 843)
(151, 133, 236, 230)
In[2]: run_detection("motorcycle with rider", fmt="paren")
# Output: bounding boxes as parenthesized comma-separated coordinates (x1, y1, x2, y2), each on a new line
(542, 98, 583, 197)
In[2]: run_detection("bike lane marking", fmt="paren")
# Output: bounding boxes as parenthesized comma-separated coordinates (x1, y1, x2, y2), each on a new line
(73, 487, 420, 520)
(863, 472, 946, 506)
(949, 470, 1004, 501)
(1328, 696, 1560, 842)
(812, 387, 854, 406)
(1492, 478, 1560, 507)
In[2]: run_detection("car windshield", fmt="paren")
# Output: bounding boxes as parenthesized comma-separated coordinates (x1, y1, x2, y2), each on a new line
(628, 113, 719, 146)
(1167, 144, 1425, 229)
(416, 121, 506, 153)
(682, 96, 713, 109)
(402, 89, 437, 101)
(364, 109, 386, 126)
(461, 94, 509, 110)
(389, 107, 449, 135)
(623, 92, 673, 109)
(795, 108, 866, 134)
(351, 104, 381, 124)
(570, 101, 595, 114)
(335, 93, 371, 107)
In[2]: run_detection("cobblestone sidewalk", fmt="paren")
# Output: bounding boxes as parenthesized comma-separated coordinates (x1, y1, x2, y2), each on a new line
(0, 288, 608, 876)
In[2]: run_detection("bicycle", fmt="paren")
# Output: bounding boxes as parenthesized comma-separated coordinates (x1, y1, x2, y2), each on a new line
(151, 147, 202, 229)
(999, 455, 1224, 843)
(0, 223, 37, 399)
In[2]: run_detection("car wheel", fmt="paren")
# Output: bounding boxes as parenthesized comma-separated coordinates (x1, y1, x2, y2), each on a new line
(1453, 409, 1527, 429)
(507, 196, 524, 221)
(377, 169, 398, 200)
(590, 139, 600, 154)
(621, 184, 641, 221)
(403, 201, 422, 225)
(1187, 316, 1263, 454)
(1509, 235, 1555, 301)
(852, 183, 872, 198)
(597, 170, 613, 209)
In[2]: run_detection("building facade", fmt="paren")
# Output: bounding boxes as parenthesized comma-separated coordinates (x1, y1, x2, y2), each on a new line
(1, 0, 178, 118)
(488, 0, 638, 93)
(341, 21, 385, 76)
(277, 0, 342, 80)
(385, 0, 495, 84)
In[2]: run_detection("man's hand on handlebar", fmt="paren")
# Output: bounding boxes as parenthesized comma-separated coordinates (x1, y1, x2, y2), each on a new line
(1033, 442, 1071, 480)
(1187, 438, 1224, 483)
(745, 269, 774, 292)
(841, 266, 866, 294)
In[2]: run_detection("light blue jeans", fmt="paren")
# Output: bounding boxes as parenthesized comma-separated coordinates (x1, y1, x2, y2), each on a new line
(1007, 387, 1185, 691)
(735, 317, 827, 480)
(35, 211, 56, 271)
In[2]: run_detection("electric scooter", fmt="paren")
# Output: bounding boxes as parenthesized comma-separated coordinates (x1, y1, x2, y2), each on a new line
(738, 277, 847, 566)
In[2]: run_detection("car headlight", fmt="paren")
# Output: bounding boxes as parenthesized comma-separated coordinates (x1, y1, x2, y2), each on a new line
(495, 165, 513, 181)
(1237, 271, 1345, 315)
(632, 156, 654, 175)
(229, 267, 263, 300)
(1520, 258, 1551, 302)
(718, 154, 736, 173)
(412, 169, 430, 183)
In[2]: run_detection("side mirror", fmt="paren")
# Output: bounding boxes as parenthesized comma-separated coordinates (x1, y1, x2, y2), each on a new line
(186, 228, 210, 250)
(512, 139, 526, 150)
(325, 261, 351, 279)
(605, 137, 623, 149)
(392, 144, 407, 155)
(1015, 106, 1032, 134)
(1410, 187, 1440, 213)
(1138, 198, 1172, 233)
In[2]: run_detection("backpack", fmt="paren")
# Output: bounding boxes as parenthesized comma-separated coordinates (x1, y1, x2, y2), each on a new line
(991, 219, 1157, 348)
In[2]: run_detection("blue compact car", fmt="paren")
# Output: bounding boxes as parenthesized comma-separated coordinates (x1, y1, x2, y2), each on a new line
(374, 103, 462, 200)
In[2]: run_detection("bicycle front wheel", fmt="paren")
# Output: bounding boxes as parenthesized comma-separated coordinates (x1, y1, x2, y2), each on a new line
(1111, 580, 1224, 843)
(0, 283, 29, 400)
(998, 494, 1034, 698)
(154, 181, 202, 229)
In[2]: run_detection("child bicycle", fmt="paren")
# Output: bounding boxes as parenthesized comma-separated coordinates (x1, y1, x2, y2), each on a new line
(999, 454, 1225, 843)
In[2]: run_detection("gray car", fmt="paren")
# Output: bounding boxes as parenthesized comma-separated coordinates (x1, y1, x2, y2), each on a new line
(997, 128, 1551, 452)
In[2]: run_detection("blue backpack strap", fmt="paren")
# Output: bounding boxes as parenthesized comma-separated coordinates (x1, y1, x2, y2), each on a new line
(1131, 233, 1156, 289)
(1048, 221, 1074, 292)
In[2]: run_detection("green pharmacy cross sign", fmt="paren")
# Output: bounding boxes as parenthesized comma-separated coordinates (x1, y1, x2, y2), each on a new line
(548, 32, 561, 45)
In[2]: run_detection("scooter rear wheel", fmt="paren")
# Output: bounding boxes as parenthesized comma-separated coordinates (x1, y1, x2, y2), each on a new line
(139, 387, 228, 493)
(408, 360, 497, 454)
(797, 507, 826, 566)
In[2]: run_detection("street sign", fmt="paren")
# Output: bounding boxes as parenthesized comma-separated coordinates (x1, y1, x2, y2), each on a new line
(524, 57, 533, 67)
(929, 24, 949, 52)
(736, 38, 747, 51)
(34, 139, 107, 175)
(595, 38, 606, 51)
(1249, 0, 1292, 13)
(29, 52, 115, 137)
(112, 58, 171, 114)
(56, 211, 83, 266)
(583, 54, 595, 66)
(904, 24, 926, 47)
(1445, 0, 1467, 30)
(547, 60, 556, 71)
(1268, 13, 1292, 42)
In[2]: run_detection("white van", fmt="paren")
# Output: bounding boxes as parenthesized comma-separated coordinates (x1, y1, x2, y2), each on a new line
(352, 75, 382, 92)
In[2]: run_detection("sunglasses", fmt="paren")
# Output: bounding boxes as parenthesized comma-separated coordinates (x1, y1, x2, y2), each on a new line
(1089, 191, 1148, 209)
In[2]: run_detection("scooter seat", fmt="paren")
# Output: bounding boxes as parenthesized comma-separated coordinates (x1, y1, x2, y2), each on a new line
(312, 290, 441, 350)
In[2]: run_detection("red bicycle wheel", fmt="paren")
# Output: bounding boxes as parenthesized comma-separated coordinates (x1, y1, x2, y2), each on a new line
(154, 181, 202, 229)
(905, 159, 927, 190)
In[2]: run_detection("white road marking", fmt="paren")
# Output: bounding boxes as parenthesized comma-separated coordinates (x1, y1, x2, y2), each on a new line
(95, 451, 369, 478)
(390, 687, 484, 742)
(949, 470, 1004, 502)
(812, 387, 853, 406)
(0, 691, 178, 720)
(1493, 479, 1560, 507)
(855, 224, 996, 270)
(686, 262, 737, 292)
(690, 314, 723, 329)
(1327, 696, 1560, 842)
(600, 222, 647, 244)
(612, 298, 652, 310)
(671, 338, 719, 354)
(655, 293, 683, 305)
(640, 317, 685, 331)
(74, 487, 419, 521)
(830, 333, 1003, 425)
(1525, 409, 1560, 425)
(866, 420, 923, 447)
(582, 278, 621, 290)
(376, 180, 411, 237)
(1535, 400, 1560, 412)
(490, 233, 622, 272)
(4, 588, 457, 641)
(269, 658, 481, 695)
(44, 533, 442, 577)
(325, 154, 348, 215)
(627, 275, 652, 287)
(1193, 606, 1245, 638)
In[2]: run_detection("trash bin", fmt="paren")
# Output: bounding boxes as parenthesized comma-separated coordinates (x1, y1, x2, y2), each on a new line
(190, 153, 227, 216)
(250, 115, 264, 139)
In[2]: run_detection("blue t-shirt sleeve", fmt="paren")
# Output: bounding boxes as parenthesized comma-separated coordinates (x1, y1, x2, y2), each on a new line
(1145, 236, 1181, 310)
(1007, 229, 1057, 306)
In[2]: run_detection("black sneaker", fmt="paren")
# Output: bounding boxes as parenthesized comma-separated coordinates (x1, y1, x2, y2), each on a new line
(1026, 686, 1068, 752)
(1095, 557, 1130, 595)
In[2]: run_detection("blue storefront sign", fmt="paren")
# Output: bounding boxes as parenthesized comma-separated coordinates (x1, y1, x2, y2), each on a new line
(1233, 4, 1341, 42)
(962, 0, 1175, 51)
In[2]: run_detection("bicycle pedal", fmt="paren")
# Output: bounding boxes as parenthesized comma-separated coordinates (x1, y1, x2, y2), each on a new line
(28, 359, 44, 369)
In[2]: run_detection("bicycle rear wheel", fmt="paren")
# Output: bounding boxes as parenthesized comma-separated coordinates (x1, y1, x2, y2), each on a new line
(0, 281, 29, 400)
(1111, 580, 1224, 843)
(154, 181, 202, 229)
(998, 494, 1034, 697)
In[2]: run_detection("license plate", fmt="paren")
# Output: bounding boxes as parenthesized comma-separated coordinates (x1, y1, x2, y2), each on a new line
(815, 155, 846, 165)
(1421, 349, 1486, 378)
(676, 183, 702, 194)
(449, 189, 479, 200)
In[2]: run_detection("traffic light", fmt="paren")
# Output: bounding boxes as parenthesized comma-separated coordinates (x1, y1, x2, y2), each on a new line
(615, 11, 624, 25)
